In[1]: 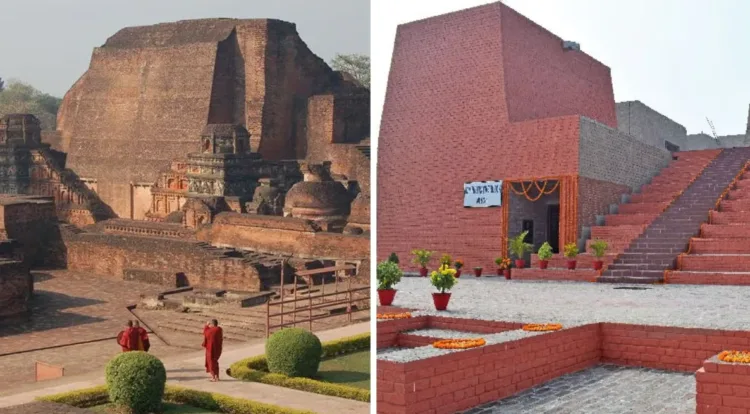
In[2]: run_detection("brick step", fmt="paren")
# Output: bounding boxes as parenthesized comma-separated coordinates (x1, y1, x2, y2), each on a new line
(156, 322, 257, 342)
(590, 225, 646, 240)
(512, 268, 598, 282)
(168, 312, 267, 332)
(720, 199, 750, 212)
(700, 224, 750, 238)
(531, 253, 617, 269)
(689, 238, 750, 254)
(710, 211, 750, 224)
(615, 253, 679, 262)
(586, 239, 630, 252)
(680, 254, 750, 271)
(617, 202, 669, 215)
(668, 271, 750, 285)
(737, 178, 750, 189)
(597, 272, 664, 284)
(727, 187, 750, 200)
(630, 192, 681, 203)
(604, 213, 657, 226)
(608, 262, 673, 271)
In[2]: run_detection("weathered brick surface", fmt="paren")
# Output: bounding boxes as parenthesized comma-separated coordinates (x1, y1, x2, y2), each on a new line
(57, 19, 367, 219)
(680, 254, 750, 272)
(577, 176, 630, 237)
(0, 260, 31, 319)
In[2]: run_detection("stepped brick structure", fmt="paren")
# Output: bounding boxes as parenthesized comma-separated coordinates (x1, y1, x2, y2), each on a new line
(377, 1, 750, 275)
(669, 157, 750, 285)
(0, 18, 370, 299)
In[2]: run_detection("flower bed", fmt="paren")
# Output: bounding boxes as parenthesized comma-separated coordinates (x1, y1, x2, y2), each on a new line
(432, 338, 486, 349)
(228, 333, 370, 402)
(376, 312, 412, 320)
(717, 350, 750, 363)
(37, 385, 313, 414)
(523, 323, 563, 332)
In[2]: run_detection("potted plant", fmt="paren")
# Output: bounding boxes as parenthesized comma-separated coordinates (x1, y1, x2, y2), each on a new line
(473, 266, 483, 277)
(563, 243, 579, 270)
(454, 259, 464, 278)
(495, 257, 511, 279)
(537, 242, 553, 269)
(388, 252, 400, 264)
(411, 249, 433, 277)
(509, 231, 533, 269)
(430, 264, 457, 310)
(590, 240, 608, 270)
(377, 260, 403, 306)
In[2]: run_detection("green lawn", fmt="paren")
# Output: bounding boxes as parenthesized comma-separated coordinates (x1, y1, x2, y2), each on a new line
(90, 402, 218, 413)
(316, 350, 370, 389)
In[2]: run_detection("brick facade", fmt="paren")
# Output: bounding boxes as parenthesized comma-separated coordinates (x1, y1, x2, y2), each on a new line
(377, 2, 639, 270)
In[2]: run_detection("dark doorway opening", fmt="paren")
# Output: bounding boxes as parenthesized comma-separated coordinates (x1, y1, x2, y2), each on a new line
(547, 205, 560, 253)
(522, 220, 534, 245)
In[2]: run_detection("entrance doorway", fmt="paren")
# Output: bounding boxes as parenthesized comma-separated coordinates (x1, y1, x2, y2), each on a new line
(547, 205, 560, 253)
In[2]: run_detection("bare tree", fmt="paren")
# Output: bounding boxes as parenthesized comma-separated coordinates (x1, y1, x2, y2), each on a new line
(330, 54, 370, 89)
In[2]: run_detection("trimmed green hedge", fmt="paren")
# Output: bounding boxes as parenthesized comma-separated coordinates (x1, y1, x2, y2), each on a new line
(105, 351, 167, 413)
(229, 332, 371, 402)
(266, 328, 323, 378)
(37, 385, 315, 414)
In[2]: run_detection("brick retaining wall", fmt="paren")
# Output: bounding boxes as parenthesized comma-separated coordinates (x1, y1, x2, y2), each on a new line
(696, 355, 750, 413)
(378, 316, 750, 413)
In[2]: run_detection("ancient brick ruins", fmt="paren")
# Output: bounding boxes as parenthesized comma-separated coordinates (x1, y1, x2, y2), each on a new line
(0, 18, 370, 321)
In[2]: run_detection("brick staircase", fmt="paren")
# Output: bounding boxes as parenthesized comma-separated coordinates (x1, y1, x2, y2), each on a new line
(668, 158, 750, 285)
(599, 147, 750, 283)
(515, 150, 720, 282)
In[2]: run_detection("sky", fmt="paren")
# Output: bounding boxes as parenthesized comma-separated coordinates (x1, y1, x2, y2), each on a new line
(372, 0, 750, 142)
(0, 0, 369, 98)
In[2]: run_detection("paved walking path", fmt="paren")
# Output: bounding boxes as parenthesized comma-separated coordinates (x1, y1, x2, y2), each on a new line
(0, 322, 371, 414)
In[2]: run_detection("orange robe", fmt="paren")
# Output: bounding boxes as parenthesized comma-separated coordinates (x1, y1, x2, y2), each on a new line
(137, 327, 150, 352)
(117, 328, 140, 352)
(202, 326, 223, 376)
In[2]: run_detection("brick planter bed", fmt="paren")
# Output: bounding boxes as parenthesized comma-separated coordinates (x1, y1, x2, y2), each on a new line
(377, 313, 750, 414)
(697, 354, 750, 413)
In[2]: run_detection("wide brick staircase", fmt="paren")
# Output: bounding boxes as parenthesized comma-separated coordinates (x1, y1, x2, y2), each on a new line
(599, 147, 750, 283)
(515, 150, 721, 282)
(668, 158, 750, 285)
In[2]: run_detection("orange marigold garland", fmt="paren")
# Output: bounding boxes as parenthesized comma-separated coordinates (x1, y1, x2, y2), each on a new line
(719, 351, 750, 364)
(522, 323, 562, 332)
(433, 338, 486, 349)
(376, 312, 412, 320)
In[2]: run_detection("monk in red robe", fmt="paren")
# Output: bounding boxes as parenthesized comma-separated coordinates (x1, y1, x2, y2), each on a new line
(133, 320, 150, 352)
(202, 319, 223, 381)
(117, 320, 140, 352)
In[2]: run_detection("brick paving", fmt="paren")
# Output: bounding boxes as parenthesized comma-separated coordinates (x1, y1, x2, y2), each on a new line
(0, 271, 183, 390)
(461, 365, 694, 414)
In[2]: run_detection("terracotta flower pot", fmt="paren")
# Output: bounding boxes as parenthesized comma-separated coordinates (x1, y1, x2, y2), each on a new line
(378, 289, 397, 306)
(455, 269, 462, 278)
(504, 269, 511, 280)
(419, 267, 428, 277)
(538, 260, 548, 269)
(474, 268, 483, 277)
(567, 260, 577, 270)
(432, 292, 451, 311)
(593, 260, 604, 271)
(515, 259, 526, 269)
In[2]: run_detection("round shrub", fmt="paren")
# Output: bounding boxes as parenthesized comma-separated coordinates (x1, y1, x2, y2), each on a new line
(105, 351, 167, 414)
(265, 328, 322, 378)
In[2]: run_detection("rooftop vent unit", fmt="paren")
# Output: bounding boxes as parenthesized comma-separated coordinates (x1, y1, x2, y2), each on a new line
(562, 41, 580, 51)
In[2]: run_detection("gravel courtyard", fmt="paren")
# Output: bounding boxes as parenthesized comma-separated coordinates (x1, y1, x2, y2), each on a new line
(386, 277, 750, 330)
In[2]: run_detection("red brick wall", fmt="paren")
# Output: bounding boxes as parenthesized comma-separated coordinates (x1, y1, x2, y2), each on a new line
(601, 323, 750, 372)
(697, 357, 750, 413)
(377, 324, 600, 414)
(500, 5, 617, 127)
(377, 2, 621, 270)
(578, 176, 630, 236)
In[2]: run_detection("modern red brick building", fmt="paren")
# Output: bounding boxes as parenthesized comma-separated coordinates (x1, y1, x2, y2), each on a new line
(377, 2, 748, 272)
